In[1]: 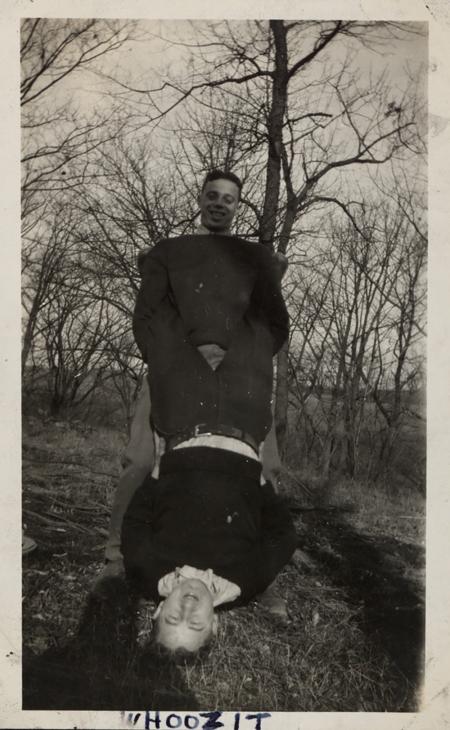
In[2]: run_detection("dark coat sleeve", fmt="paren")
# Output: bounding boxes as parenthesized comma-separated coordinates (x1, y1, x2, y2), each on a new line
(121, 476, 172, 601)
(132, 244, 170, 363)
(220, 481, 297, 604)
(250, 247, 290, 355)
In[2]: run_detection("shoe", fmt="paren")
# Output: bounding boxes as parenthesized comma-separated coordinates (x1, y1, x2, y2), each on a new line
(22, 533, 37, 556)
(257, 584, 288, 620)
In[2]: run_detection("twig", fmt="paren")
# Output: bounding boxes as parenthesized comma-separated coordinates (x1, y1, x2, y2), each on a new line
(24, 487, 110, 515)
(281, 468, 315, 499)
(23, 457, 118, 479)
(23, 508, 95, 534)
(27, 470, 112, 482)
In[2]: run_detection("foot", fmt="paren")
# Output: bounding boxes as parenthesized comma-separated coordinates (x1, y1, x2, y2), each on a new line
(257, 584, 288, 620)
(22, 532, 37, 556)
(290, 548, 317, 571)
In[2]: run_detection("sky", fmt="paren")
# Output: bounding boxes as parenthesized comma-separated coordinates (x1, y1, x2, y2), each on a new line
(45, 18, 427, 227)
(58, 19, 427, 123)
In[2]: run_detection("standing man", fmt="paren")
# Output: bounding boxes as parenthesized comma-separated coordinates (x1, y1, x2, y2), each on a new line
(132, 169, 289, 457)
(96, 170, 288, 587)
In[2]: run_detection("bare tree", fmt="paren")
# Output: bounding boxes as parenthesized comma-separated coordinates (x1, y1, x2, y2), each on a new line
(285, 182, 426, 483)
(21, 19, 426, 467)
(38, 266, 121, 416)
(22, 205, 80, 374)
(102, 331, 146, 431)
(370, 179, 426, 475)
(117, 21, 425, 455)
(21, 18, 133, 205)
(21, 18, 135, 375)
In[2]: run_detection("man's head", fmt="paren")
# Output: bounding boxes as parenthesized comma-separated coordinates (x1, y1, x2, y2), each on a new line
(153, 578, 218, 653)
(198, 169, 242, 234)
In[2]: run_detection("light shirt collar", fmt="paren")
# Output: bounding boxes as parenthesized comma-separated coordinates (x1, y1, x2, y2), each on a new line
(157, 565, 241, 607)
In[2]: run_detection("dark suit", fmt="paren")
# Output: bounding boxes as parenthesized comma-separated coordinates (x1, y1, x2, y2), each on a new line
(121, 447, 297, 604)
(132, 234, 289, 444)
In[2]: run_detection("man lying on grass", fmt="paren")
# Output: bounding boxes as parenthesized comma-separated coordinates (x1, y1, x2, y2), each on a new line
(121, 442, 297, 655)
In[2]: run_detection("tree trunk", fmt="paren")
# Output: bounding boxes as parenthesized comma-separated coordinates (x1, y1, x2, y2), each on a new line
(320, 392, 339, 483)
(260, 20, 288, 251)
(21, 311, 36, 376)
(257, 21, 290, 455)
(274, 341, 289, 457)
(21, 278, 46, 376)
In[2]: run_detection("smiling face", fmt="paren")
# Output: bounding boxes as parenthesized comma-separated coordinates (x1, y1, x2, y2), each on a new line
(198, 177, 240, 233)
(154, 578, 218, 653)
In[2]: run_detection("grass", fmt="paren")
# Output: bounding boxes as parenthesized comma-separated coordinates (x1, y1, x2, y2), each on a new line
(324, 476, 425, 546)
(22, 413, 424, 712)
(182, 575, 409, 712)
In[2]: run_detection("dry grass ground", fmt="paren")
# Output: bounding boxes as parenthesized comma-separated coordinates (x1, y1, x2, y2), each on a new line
(22, 415, 425, 712)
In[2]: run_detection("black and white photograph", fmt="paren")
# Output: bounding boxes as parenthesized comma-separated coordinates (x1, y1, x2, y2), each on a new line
(1, 1, 449, 728)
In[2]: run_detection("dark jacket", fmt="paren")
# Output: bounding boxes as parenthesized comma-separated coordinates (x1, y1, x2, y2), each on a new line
(133, 234, 289, 442)
(121, 447, 297, 605)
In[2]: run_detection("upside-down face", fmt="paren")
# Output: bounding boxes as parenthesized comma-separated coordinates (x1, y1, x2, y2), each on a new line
(154, 577, 218, 652)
